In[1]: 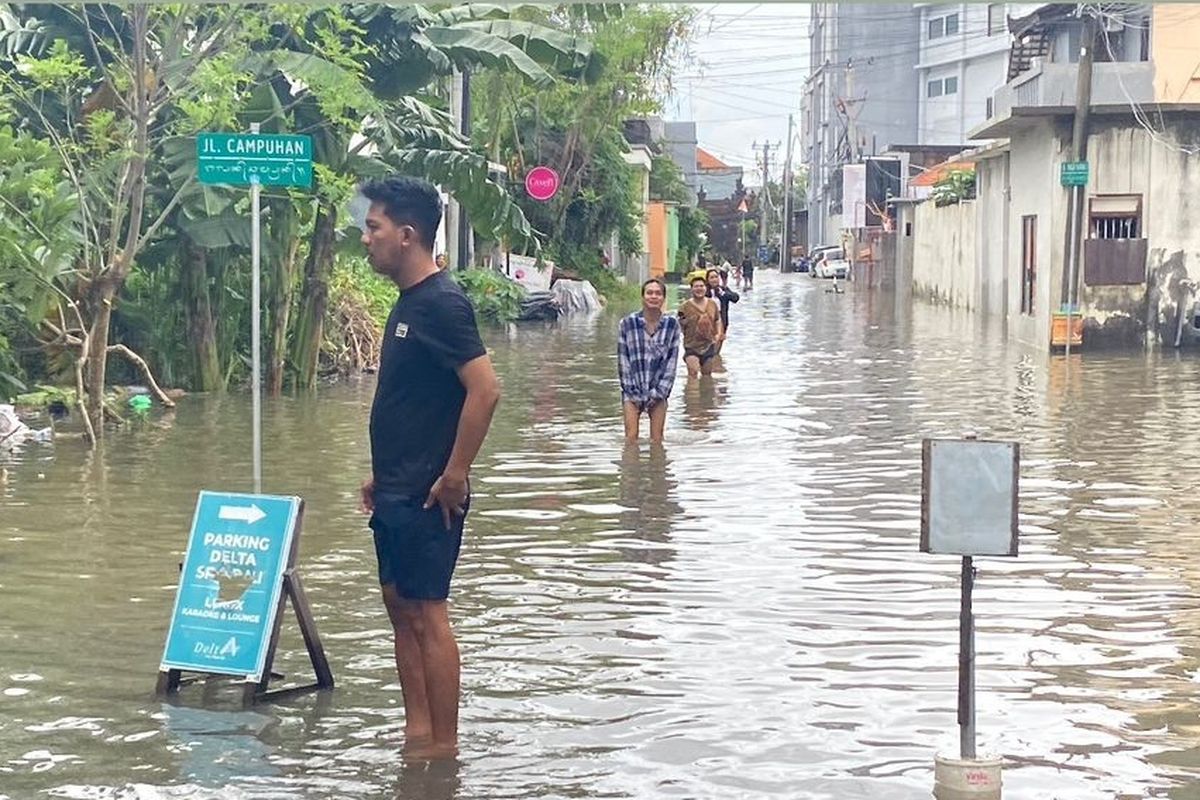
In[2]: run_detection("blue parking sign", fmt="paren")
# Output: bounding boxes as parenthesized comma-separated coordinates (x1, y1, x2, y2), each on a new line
(161, 491, 300, 680)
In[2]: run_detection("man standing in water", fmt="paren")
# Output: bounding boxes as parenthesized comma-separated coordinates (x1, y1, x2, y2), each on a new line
(740, 255, 755, 290)
(678, 276, 723, 377)
(358, 176, 501, 758)
(617, 278, 681, 443)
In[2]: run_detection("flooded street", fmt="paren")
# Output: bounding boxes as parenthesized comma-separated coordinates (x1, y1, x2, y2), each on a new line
(3, 270, 1200, 799)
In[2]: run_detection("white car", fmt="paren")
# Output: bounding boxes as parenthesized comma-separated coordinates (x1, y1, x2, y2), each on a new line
(815, 253, 849, 279)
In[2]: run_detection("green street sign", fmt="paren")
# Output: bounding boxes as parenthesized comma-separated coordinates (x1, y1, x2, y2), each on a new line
(197, 133, 313, 188)
(1060, 161, 1089, 187)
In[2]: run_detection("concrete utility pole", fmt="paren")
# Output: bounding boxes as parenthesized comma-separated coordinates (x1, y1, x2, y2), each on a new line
(752, 140, 777, 247)
(782, 114, 795, 273)
(1061, 10, 1098, 356)
(846, 60, 857, 163)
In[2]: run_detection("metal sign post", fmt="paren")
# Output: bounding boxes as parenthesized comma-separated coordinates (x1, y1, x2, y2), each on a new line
(197, 128, 312, 492)
(921, 436, 1018, 798)
(249, 123, 262, 493)
(958, 555, 975, 760)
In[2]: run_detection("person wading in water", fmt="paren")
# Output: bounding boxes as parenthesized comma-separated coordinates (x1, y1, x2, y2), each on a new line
(358, 175, 501, 759)
(617, 278, 681, 443)
(706, 268, 739, 354)
(678, 276, 723, 378)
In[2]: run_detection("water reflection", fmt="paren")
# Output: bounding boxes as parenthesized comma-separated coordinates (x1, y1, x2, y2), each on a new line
(159, 703, 280, 785)
(1, 271, 1200, 798)
(618, 443, 680, 571)
(680, 375, 727, 433)
(393, 756, 462, 800)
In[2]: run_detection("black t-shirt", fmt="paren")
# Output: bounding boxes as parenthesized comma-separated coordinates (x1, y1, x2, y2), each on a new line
(370, 271, 487, 496)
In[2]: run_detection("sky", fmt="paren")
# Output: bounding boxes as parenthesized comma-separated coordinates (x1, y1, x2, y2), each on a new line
(665, 3, 813, 188)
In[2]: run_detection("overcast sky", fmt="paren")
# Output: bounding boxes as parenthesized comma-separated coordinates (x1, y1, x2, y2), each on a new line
(665, 3, 812, 187)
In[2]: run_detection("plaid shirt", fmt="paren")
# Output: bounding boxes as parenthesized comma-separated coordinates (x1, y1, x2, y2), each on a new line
(617, 311, 681, 406)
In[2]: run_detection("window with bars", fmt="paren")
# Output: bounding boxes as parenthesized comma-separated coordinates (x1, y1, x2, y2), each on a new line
(1089, 195, 1141, 239)
(1084, 195, 1147, 286)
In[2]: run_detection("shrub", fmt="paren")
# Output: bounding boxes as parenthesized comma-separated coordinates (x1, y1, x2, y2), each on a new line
(453, 268, 524, 324)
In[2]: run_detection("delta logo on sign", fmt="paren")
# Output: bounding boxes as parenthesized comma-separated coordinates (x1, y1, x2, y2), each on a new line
(525, 166, 560, 202)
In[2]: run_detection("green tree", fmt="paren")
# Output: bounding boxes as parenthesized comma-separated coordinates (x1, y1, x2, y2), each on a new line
(473, 5, 695, 281)
(0, 121, 80, 396)
(0, 2, 595, 420)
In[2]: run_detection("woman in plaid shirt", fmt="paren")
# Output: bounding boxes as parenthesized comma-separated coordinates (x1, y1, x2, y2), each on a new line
(617, 278, 681, 443)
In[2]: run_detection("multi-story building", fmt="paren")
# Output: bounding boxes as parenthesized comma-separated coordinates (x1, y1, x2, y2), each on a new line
(802, 3, 922, 248)
(915, 4, 1048, 145)
(895, 3, 1200, 350)
(663, 121, 700, 204)
(916, 3, 1010, 144)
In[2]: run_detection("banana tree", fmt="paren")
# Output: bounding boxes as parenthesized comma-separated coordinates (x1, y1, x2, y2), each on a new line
(255, 5, 594, 389)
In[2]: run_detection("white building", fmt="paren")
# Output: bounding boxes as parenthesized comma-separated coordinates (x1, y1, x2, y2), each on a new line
(915, 4, 1038, 145)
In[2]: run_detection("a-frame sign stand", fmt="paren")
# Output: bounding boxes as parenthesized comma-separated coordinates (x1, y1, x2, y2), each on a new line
(157, 495, 334, 706)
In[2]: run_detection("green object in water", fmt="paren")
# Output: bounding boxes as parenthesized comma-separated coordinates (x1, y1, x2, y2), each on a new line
(129, 395, 152, 412)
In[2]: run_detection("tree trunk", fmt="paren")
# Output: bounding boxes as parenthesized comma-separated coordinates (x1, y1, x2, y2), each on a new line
(291, 203, 337, 390)
(182, 241, 223, 391)
(84, 283, 116, 435)
(81, 4, 153, 436)
(266, 199, 300, 396)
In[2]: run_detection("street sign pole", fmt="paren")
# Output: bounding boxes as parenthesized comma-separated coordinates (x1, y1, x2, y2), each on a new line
(196, 128, 311, 493)
(958, 554, 976, 759)
(249, 123, 263, 494)
(921, 436, 1018, 798)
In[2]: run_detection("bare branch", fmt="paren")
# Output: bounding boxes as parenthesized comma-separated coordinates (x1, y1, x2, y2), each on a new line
(106, 344, 176, 408)
(136, 175, 194, 253)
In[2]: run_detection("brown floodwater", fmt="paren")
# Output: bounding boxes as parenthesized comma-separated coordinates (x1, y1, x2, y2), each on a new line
(2, 270, 1200, 799)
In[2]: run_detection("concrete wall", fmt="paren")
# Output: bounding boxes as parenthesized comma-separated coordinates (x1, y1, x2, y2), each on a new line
(975, 152, 1009, 317)
(912, 199, 979, 310)
(1080, 119, 1200, 346)
(1002, 118, 1065, 348)
(951, 116, 1200, 349)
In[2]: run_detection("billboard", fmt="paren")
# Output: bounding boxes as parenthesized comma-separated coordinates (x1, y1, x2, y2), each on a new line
(841, 164, 866, 229)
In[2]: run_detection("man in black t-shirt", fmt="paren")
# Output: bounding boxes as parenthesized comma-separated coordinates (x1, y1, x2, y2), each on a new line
(358, 175, 501, 758)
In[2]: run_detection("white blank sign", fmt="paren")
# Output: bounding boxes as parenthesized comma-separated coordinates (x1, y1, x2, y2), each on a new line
(921, 439, 1019, 556)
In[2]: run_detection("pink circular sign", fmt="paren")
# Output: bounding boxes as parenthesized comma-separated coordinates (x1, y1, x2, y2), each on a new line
(525, 166, 560, 202)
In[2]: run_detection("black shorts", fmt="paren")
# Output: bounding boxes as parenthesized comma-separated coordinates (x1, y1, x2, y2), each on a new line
(369, 491, 467, 600)
(685, 345, 717, 364)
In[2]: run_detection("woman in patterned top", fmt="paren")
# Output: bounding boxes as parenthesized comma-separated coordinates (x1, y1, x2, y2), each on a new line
(617, 278, 681, 443)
